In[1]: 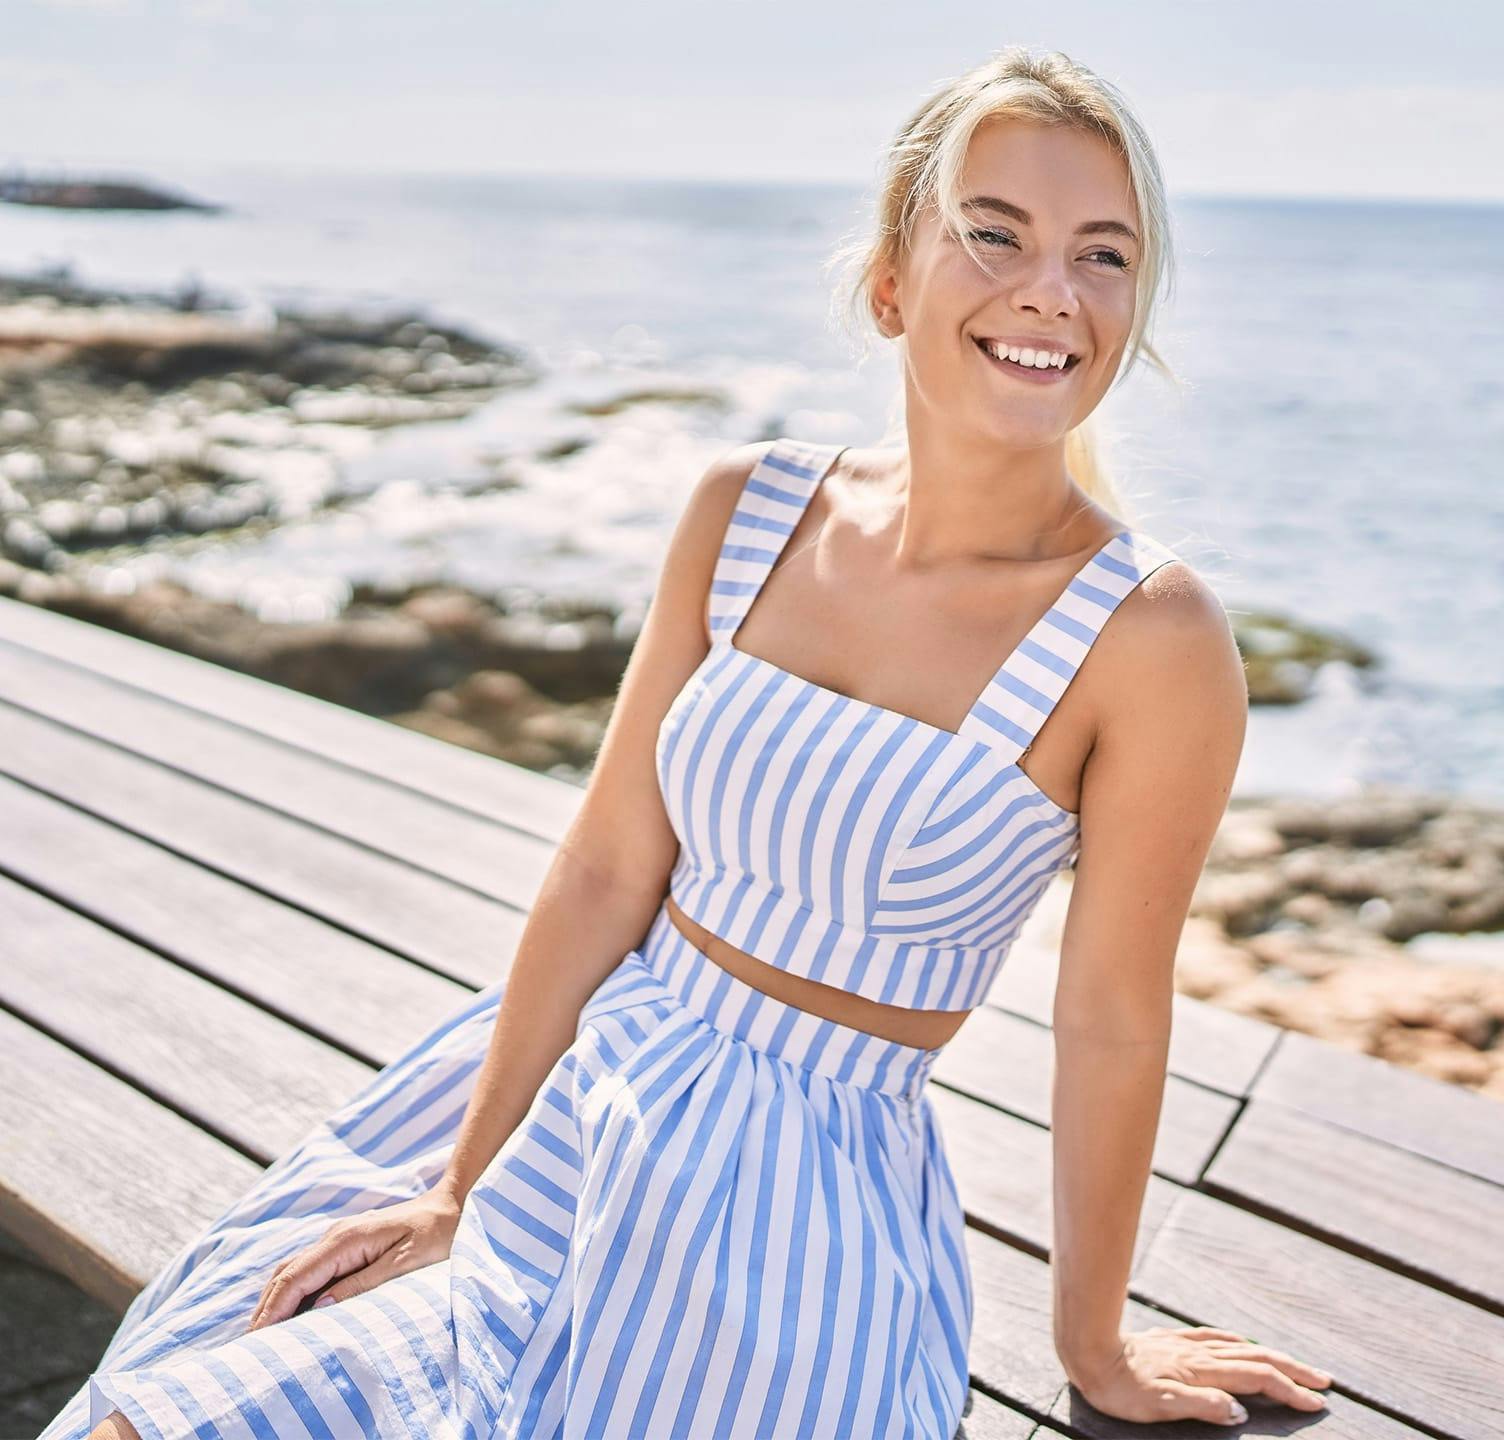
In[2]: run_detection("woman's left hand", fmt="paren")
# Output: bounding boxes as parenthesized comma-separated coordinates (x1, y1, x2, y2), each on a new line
(1066, 1324, 1334, 1427)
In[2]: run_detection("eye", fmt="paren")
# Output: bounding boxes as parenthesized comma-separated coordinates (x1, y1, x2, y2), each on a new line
(965, 228, 1133, 271)
(966, 227, 1017, 248)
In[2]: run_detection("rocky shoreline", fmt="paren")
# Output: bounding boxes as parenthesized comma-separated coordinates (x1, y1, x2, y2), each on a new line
(0, 171, 220, 211)
(1185, 793, 1504, 1098)
(2, 268, 1501, 1101)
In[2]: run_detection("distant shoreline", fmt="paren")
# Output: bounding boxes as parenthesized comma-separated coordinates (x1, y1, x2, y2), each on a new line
(0, 169, 221, 212)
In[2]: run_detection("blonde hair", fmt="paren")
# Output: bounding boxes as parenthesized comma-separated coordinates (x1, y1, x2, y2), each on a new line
(825, 45, 1183, 523)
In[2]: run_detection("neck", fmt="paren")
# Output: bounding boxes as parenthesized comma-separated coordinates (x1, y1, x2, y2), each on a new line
(883, 422, 1100, 573)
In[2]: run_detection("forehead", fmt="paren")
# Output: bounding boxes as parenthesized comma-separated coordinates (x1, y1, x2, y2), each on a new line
(953, 118, 1135, 223)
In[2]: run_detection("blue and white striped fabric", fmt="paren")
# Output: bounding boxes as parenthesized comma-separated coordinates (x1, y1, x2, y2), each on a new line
(43, 435, 1179, 1440)
(45, 906, 969, 1439)
(665, 436, 1182, 1011)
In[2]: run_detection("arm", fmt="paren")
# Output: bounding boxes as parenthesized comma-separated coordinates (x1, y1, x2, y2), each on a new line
(248, 441, 770, 1327)
(436, 441, 771, 1204)
(1047, 561, 1328, 1425)
(1050, 563, 1246, 1381)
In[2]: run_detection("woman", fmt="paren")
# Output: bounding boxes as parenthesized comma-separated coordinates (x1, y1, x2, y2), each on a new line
(61, 45, 1333, 1440)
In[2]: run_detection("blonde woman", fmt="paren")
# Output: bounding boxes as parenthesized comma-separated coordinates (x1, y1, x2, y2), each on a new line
(63, 45, 1334, 1440)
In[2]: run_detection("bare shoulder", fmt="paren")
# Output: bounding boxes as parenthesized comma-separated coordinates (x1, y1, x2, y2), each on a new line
(689, 438, 773, 519)
(666, 439, 773, 567)
(1092, 552, 1249, 740)
(649, 439, 775, 646)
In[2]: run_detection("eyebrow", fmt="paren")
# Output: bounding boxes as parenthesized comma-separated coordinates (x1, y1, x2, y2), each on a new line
(960, 194, 1139, 245)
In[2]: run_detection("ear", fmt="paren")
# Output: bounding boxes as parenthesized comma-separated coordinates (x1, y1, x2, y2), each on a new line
(871, 265, 904, 339)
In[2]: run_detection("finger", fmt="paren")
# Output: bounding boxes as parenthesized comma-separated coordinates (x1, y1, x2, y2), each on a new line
(1149, 1378, 1248, 1428)
(311, 1247, 404, 1309)
(1197, 1359, 1328, 1412)
(246, 1225, 349, 1329)
(248, 1256, 296, 1330)
(1182, 1326, 1255, 1343)
(251, 1238, 367, 1330)
(1215, 1342, 1334, 1389)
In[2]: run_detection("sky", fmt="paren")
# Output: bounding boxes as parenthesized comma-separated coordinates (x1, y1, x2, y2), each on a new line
(5, 0, 1502, 203)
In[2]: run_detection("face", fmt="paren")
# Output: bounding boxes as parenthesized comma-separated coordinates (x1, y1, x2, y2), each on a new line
(873, 118, 1141, 447)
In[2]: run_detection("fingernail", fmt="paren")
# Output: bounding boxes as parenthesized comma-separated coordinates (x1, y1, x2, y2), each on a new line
(1313, 1370, 1333, 1384)
(1225, 1400, 1248, 1424)
(314, 1294, 336, 1308)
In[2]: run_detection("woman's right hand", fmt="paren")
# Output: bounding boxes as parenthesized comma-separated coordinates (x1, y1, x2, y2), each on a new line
(1066, 1324, 1332, 1427)
(246, 1185, 466, 1330)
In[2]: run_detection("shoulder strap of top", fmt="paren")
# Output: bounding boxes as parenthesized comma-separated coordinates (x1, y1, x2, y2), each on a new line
(706, 437, 847, 647)
(956, 527, 1183, 764)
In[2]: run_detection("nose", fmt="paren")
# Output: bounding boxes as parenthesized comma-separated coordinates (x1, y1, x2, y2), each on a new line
(1006, 253, 1079, 320)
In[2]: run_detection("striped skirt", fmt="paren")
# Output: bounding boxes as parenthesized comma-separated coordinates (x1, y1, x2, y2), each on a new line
(43, 901, 973, 1439)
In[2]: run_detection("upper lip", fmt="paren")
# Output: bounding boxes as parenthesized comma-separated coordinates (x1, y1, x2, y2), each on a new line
(974, 334, 1081, 359)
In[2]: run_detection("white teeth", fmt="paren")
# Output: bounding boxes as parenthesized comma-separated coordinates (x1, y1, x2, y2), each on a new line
(981, 339, 1070, 370)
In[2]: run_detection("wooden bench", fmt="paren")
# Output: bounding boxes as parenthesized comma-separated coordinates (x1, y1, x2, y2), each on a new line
(2, 592, 1500, 1439)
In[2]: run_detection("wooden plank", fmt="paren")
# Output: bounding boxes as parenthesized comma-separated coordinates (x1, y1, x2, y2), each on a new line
(0, 635, 557, 910)
(0, 1008, 262, 1311)
(1256, 1028, 1504, 1185)
(0, 701, 521, 989)
(962, 1227, 1422, 1438)
(1134, 1187, 1504, 1439)
(955, 1387, 1047, 1438)
(933, 1005, 1239, 1187)
(984, 884, 1281, 1098)
(933, 1085, 1496, 1436)
(0, 871, 374, 1162)
(0, 594, 580, 841)
(0, 774, 473, 1066)
(1205, 1098, 1504, 1309)
(930, 1086, 1178, 1268)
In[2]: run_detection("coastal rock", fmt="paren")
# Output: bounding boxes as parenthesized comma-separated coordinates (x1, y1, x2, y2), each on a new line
(5, 566, 629, 765)
(1187, 792, 1504, 1098)
(0, 173, 219, 212)
(0, 269, 537, 571)
(1267, 791, 1446, 846)
(390, 668, 613, 773)
(1189, 869, 1290, 935)
(1232, 609, 1377, 705)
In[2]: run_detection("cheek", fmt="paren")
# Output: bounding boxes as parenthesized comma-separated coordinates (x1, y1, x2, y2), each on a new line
(1096, 278, 1138, 334)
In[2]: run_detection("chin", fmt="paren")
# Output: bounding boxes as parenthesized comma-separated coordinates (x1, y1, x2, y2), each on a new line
(974, 408, 1068, 448)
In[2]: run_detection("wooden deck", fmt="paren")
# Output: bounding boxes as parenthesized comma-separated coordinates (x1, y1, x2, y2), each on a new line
(1, 591, 1500, 1439)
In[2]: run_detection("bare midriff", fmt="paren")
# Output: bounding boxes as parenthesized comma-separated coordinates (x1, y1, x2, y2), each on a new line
(663, 893, 974, 1049)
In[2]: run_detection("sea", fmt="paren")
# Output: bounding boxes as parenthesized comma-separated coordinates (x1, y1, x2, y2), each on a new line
(3, 165, 1501, 806)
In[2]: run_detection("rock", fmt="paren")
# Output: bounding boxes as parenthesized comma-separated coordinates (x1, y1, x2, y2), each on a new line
(1232, 609, 1378, 705)
(451, 668, 541, 714)
(1208, 807, 1286, 864)
(1269, 791, 1442, 847)
(1378, 893, 1457, 941)
(1190, 870, 1289, 934)
(1281, 892, 1340, 927)
(0, 268, 537, 572)
(1172, 917, 1264, 998)
(397, 587, 497, 636)
(563, 384, 729, 417)
(1377, 1027, 1494, 1087)
(1181, 787, 1504, 1102)
(1456, 888, 1504, 932)
(1243, 930, 1345, 981)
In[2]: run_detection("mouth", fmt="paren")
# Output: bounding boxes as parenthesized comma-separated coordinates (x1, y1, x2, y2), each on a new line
(972, 335, 1081, 382)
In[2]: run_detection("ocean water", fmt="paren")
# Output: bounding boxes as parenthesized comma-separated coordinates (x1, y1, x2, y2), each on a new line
(3, 166, 1501, 804)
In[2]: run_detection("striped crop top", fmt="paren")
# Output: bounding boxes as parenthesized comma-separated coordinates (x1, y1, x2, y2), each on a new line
(655, 437, 1182, 1012)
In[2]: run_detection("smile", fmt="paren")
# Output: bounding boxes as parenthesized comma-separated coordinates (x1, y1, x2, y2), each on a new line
(972, 336, 1080, 384)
